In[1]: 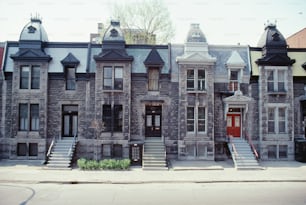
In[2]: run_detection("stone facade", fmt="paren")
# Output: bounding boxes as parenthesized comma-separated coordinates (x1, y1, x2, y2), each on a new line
(1, 19, 306, 163)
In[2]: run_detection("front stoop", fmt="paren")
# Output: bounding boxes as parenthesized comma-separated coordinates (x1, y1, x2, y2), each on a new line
(46, 138, 77, 170)
(228, 138, 263, 170)
(143, 138, 168, 170)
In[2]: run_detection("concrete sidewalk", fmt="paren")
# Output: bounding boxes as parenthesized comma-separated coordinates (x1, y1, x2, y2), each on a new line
(0, 160, 306, 184)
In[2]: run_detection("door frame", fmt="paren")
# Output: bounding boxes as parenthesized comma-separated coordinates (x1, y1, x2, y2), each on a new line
(226, 112, 242, 138)
(145, 105, 162, 138)
(62, 105, 78, 137)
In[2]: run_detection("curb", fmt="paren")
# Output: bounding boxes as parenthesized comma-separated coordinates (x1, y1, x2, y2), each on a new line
(1, 179, 306, 185)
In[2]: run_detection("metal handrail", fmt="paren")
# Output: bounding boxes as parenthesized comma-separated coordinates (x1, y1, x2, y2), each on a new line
(245, 134, 259, 159)
(46, 136, 55, 157)
(67, 133, 77, 157)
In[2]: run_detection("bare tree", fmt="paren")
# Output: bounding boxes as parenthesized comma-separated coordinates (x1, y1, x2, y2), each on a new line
(111, 0, 175, 44)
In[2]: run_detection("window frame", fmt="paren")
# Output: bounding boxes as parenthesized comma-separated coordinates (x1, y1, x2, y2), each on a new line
(266, 68, 287, 93)
(65, 67, 76, 90)
(187, 106, 207, 134)
(267, 105, 288, 134)
(103, 66, 123, 90)
(20, 65, 40, 90)
(102, 104, 123, 133)
(186, 68, 206, 91)
(148, 67, 160, 91)
(19, 103, 40, 131)
(229, 70, 240, 92)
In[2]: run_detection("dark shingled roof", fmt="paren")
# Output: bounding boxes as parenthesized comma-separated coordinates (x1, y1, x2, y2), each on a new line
(256, 23, 295, 66)
(61, 53, 80, 67)
(143, 47, 165, 67)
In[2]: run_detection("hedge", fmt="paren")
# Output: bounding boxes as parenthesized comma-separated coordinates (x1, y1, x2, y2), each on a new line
(77, 158, 131, 170)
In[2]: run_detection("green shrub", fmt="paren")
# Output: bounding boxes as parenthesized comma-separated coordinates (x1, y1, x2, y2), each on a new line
(78, 158, 131, 170)
(86, 160, 99, 170)
(77, 158, 87, 170)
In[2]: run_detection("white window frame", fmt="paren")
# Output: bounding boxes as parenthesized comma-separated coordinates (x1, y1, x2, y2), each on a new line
(266, 67, 287, 92)
(228, 69, 241, 92)
(266, 104, 288, 134)
(187, 106, 207, 134)
(187, 68, 206, 91)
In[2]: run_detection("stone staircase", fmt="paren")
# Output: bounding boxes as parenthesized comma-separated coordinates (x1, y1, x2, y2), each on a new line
(143, 138, 168, 170)
(228, 138, 263, 170)
(46, 137, 77, 170)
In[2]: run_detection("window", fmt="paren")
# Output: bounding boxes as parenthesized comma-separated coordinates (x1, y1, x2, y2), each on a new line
(187, 70, 194, 90)
(29, 143, 38, 156)
(267, 69, 286, 92)
(17, 143, 27, 156)
(103, 66, 123, 90)
(102, 104, 123, 132)
(187, 107, 195, 132)
(148, 67, 159, 91)
(268, 145, 277, 159)
(102, 144, 112, 158)
(114, 67, 123, 89)
(114, 105, 123, 132)
(187, 69, 205, 91)
(113, 144, 123, 158)
(229, 70, 239, 91)
(19, 104, 39, 131)
(102, 105, 112, 132)
(19, 104, 28, 131)
(103, 67, 112, 90)
(279, 145, 288, 159)
(268, 107, 287, 134)
(30, 104, 39, 131)
(20, 66, 40, 89)
(187, 106, 206, 133)
(198, 107, 206, 132)
(66, 67, 76, 90)
(268, 108, 275, 133)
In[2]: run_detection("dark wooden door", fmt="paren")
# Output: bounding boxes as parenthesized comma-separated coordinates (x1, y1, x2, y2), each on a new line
(145, 106, 162, 137)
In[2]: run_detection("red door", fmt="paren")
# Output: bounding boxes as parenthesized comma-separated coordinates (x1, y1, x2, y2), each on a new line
(226, 114, 241, 137)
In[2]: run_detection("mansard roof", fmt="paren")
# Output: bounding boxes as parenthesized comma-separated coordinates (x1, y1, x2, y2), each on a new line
(10, 48, 52, 62)
(143, 47, 165, 67)
(61, 52, 80, 67)
(226, 50, 246, 68)
(256, 23, 295, 66)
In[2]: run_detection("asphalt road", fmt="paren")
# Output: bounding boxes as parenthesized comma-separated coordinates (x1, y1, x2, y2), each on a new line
(0, 182, 306, 205)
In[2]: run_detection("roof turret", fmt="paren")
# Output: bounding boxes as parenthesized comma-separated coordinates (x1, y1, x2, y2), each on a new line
(19, 16, 48, 42)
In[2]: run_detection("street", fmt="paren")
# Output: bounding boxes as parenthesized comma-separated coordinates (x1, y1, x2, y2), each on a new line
(0, 182, 305, 205)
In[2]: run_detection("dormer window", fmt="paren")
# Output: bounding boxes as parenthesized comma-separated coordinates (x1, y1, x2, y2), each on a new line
(60, 53, 80, 90)
(110, 29, 119, 37)
(148, 67, 159, 91)
(27, 25, 36, 33)
(65, 67, 76, 90)
(229, 70, 239, 92)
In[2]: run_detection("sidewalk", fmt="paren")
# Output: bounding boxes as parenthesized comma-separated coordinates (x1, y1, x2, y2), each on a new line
(0, 160, 306, 184)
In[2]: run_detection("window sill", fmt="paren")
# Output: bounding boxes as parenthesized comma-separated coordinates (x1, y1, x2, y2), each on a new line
(267, 91, 287, 95)
(103, 90, 123, 93)
(187, 90, 207, 94)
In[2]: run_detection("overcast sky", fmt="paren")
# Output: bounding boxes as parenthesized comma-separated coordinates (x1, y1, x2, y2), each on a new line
(0, 0, 305, 46)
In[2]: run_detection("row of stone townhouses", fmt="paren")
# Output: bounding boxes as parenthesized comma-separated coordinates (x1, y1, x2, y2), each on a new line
(1, 17, 306, 165)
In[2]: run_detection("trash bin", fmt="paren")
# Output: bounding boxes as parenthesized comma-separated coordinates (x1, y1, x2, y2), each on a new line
(295, 138, 306, 162)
